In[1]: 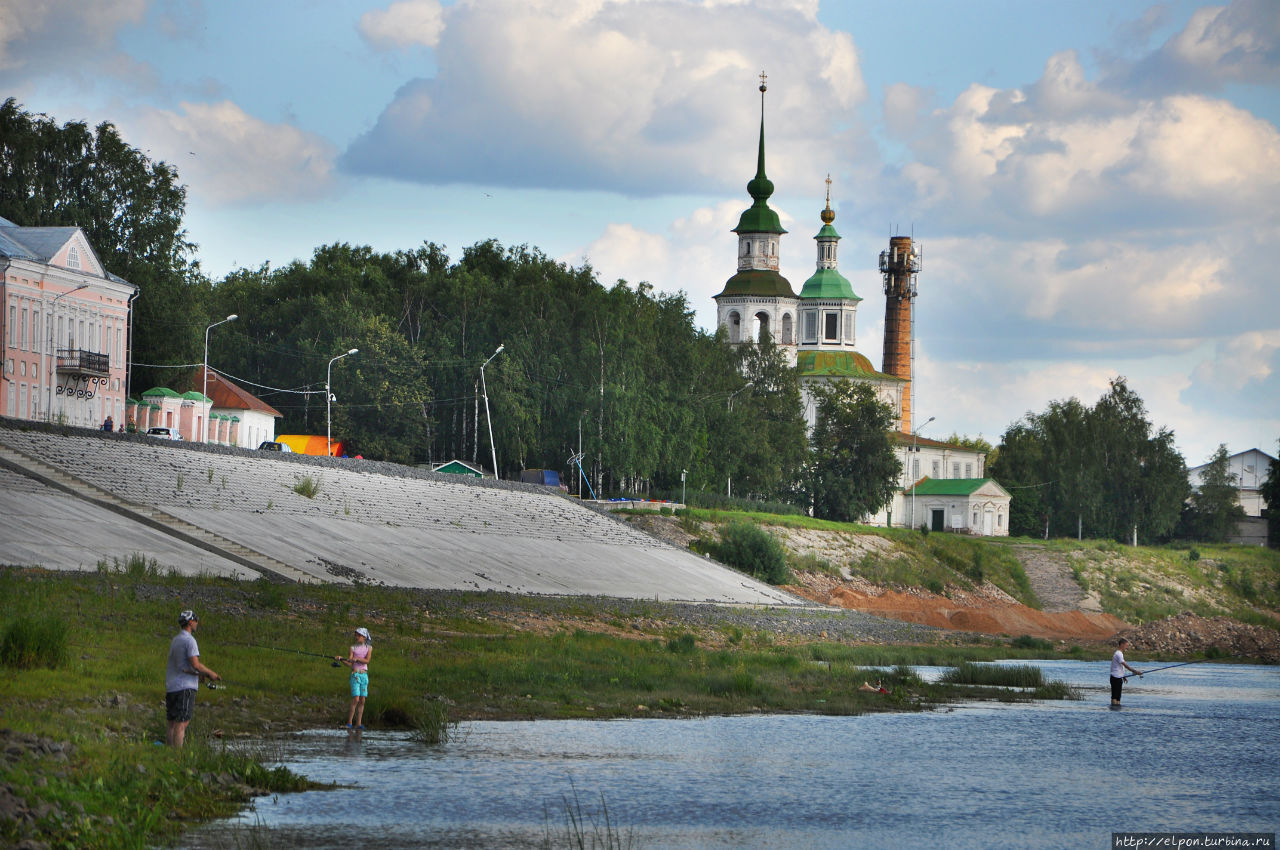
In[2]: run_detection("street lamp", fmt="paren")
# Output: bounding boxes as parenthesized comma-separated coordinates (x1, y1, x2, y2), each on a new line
(910, 415, 936, 531)
(726, 382, 753, 498)
(682, 469, 687, 506)
(45, 283, 90, 422)
(326, 348, 358, 456)
(202, 314, 237, 442)
(480, 344, 504, 479)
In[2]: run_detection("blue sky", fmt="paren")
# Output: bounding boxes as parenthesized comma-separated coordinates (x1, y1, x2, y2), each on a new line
(3, 0, 1277, 467)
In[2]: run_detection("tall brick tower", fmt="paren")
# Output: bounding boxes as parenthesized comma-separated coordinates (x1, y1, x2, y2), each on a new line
(879, 236, 920, 432)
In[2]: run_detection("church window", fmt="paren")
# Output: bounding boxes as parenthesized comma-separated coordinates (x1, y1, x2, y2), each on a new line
(728, 311, 742, 343)
(824, 312, 838, 341)
(741, 240, 750, 257)
(844, 312, 854, 342)
(803, 311, 817, 341)
(932, 460, 940, 478)
(965, 463, 973, 477)
(912, 458, 920, 480)
(781, 313, 793, 345)
(952, 462, 961, 478)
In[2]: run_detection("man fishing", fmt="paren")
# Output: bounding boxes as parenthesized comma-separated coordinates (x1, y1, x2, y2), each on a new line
(1109, 637, 1143, 706)
(165, 610, 220, 747)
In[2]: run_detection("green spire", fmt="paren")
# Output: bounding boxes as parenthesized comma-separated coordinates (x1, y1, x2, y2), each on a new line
(734, 73, 785, 235)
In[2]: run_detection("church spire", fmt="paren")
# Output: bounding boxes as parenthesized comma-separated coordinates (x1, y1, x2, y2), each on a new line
(734, 72, 784, 235)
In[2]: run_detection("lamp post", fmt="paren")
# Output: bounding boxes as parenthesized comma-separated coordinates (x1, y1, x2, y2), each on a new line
(910, 415, 935, 531)
(681, 469, 687, 507)
(202, 314, 237, 442)
(726, 382, 753, 498)
(480, 344, 504, 479)
(46, 283, 89, 422)
(326, 348, 358, 456)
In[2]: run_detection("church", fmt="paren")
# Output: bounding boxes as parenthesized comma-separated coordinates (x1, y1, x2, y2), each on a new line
(713, 77, 1010, 536)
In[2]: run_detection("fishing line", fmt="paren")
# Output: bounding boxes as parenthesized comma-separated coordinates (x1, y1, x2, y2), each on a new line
(227, 642, 343, 666)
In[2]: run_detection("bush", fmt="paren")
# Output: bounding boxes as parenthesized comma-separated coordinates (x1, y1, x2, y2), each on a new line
(1, 615, 69, 670)
(666, 633, 696, 654)
(1011, 635, 1053, 651)
(714, 521, 791, 584)
(939, 662, 1044, 688)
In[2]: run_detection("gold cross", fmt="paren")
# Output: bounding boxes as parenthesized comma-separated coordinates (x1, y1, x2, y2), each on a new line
(825, 173, 832, 204)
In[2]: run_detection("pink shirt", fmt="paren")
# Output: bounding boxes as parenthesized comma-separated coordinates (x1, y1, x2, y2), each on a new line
(350, 643, 370, 673)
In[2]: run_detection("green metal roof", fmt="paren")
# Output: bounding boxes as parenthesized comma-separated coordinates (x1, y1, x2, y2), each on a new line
(181, 391, 212, 402)
(715, 269, 797, 299)
(904, 478, 994, 496)
(732, 111, 785, 235)
(142, 387, 181, 398)
(799, 268, 860, 300)
(796, 350, 902, 380)
(815, 223, 840, 240)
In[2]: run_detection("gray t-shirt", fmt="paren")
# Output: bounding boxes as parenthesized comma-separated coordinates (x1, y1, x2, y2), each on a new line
(166, 630, 200, 692)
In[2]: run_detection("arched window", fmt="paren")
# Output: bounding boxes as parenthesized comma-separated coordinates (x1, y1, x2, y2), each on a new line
(781, 313, 793, 345)
(754, 311, 771, 341)
(728, 311, 742, 343)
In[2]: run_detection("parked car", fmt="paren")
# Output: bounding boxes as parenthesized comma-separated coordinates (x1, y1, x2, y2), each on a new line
(146, 427, 182, 441)
(257, 441, 293, 452)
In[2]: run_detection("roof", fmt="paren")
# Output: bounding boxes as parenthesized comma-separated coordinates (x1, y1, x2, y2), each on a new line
(903, 477, 1010, 497)
(715, 269, 797, 299)
(796, 350, 902, 380)
(0, 217, 129, 287)
(193, 367, 283, 418)
(890, 431, 988, 453)
(432, 460, 486, 477)
(799, 268, 860, 300)
(142, 387, 183, 399)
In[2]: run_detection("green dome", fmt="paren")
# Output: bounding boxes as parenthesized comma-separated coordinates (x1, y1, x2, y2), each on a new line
(141, 387, 181, 398)
(799, 268, 860, 300)
(733, 113, 785, 235)
(796, 350, 902, 380)
(715, 269, 797, 299)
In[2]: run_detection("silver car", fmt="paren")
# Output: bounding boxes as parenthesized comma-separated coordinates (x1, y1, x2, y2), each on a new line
(146, 427, 182, 441)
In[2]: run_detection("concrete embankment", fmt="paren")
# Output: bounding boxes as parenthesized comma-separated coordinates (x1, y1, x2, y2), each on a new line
(0, 418, 803, 606)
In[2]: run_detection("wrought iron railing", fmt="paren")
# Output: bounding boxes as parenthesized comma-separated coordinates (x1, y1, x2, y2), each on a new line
(56, 349, 110, 376)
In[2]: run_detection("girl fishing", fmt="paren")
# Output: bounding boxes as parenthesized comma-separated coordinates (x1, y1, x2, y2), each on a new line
(336, 627, 372, 729)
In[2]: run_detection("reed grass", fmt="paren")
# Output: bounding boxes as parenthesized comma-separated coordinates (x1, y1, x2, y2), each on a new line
(939, 662, 1045, 688)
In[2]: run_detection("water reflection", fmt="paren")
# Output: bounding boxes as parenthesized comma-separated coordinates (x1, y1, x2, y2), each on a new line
(185, 661, 1280, 849)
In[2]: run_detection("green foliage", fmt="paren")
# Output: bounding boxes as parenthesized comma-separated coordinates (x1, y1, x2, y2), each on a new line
(292, 475, 321, 499)
(666, 633, 697, 653)
(1261, 439, 1280, 549)
(1179, 444, 1247, 543)
(407, 696, 458, 745)
(803, 380, 902, 521)
(1, 614, 68, 669)
(1011, 635, 1053, 651)
(990, 378, 1188, 543)
(940, 662, 1044, 688)
(713, 521, 791, 584)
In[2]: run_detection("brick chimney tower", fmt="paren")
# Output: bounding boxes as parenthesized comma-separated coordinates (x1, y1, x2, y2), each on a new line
(879, 235, 920, 432)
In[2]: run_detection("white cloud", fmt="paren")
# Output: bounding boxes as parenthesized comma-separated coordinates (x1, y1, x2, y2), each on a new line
(132, 101, 338, 205)
(0, 0, 147, 77)
(1120, 0, 1280, 94)
(342, 0, 867, 194)
(359, 0, 445, 50)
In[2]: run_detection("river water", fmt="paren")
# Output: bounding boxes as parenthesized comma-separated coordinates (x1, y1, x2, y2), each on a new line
(184, 661, 1278, 849)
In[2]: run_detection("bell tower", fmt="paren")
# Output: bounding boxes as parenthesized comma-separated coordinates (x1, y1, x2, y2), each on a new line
(713, 72, 798, 357)
(879, 235, 920, 432)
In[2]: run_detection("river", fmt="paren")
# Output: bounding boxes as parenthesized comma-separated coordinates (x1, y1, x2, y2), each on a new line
(183, 660, 1278, 849)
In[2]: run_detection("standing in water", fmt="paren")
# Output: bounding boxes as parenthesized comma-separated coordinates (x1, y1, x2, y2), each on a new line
(1110, 638, 1143, 706)
(336, 627, 372, 729)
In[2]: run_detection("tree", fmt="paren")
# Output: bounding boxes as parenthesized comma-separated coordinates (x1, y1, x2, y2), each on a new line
(803, 380, 901, 522)
(0, 99, 204, 392)
(1261, 441, 1280, 549)
(1181, 444, 1246, 542)
(722, 332, 808, 502)
(990, 378, 1187, 543)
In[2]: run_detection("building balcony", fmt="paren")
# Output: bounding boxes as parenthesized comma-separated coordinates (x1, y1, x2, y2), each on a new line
(56, 349, 110, 377)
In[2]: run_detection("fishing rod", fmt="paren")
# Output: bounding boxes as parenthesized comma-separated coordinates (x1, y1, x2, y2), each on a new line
(231, 643, 343, 666)
(1122, 659, 1209, 680)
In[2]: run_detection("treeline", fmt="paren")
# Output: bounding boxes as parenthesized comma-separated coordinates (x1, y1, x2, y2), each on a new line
(204, 241, 807, 497)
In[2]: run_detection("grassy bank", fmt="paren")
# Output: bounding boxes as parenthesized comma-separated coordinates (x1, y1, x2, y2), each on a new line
(0, 565, 1127, 848)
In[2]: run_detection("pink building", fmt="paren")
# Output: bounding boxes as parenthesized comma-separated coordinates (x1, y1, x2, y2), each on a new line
(0, 216, 137, 429)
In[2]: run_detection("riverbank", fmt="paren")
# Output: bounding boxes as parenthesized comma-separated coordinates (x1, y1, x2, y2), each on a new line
(0, 565, 1255, 848)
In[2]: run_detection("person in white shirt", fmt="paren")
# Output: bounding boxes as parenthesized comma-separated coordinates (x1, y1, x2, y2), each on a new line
(1109, 638, 1143, 706)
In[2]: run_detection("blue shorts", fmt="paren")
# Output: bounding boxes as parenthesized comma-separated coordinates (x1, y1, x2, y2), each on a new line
(350, 671, 369, 698)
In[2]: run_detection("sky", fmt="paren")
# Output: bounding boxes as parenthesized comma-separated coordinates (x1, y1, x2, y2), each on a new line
(3, 0, 1278, 468)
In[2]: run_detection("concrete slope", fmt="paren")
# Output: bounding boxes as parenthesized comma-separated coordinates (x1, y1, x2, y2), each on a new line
(0, 421, 803, 605)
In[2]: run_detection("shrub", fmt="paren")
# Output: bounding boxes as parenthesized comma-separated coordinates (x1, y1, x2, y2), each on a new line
(940, 662, 1044, 688)
(1188, 548, 1201, 562)
(1, 614, 69, 669)
(666, 633, 696, 654)
(1011, 635, 1053, 651)
(293, 475, 322, 498)
(713, 521, 791, 584)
